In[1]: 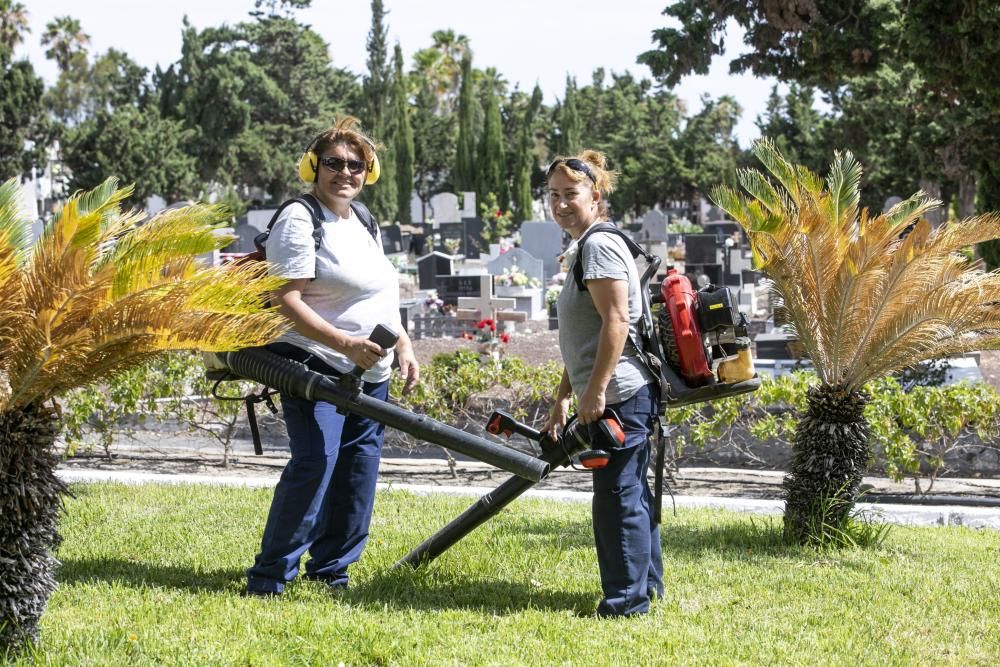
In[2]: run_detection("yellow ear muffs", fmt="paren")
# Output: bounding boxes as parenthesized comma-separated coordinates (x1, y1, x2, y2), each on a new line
(365, 151, 380, 185)
(296, 136, 381, 185)
(298, 150, 319, 185)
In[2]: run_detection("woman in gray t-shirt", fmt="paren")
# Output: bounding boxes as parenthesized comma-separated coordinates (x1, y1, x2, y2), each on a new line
(542, 150, 663, 617)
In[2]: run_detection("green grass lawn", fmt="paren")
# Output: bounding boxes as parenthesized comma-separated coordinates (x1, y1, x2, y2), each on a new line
(14, 482, 1000, 666)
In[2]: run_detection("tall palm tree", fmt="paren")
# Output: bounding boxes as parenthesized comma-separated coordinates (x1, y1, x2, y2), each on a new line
(713, 140, 1000, 544)
(0, 0, 29, 56)
(0, 178, 286, 652)
(40, 15, 90, 72)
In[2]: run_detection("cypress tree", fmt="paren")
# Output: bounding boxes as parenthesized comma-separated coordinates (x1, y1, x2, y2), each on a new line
(453, 51, 476, 194)
(362, 0, 396, 221)
(477, 81, 508, 213)
(391, 42, 414, 225)
(558, 75, 581, 156)
(512, 84, 543, 223)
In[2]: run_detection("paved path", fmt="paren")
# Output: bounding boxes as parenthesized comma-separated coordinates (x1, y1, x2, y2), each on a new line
(57, 467, 1000, 530)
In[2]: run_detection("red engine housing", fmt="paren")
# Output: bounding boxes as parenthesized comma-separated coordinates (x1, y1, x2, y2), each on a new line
(661, 268, 713, 386)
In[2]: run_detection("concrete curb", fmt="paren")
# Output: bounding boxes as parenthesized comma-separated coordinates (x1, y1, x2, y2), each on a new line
(56, 469, 1000, 530)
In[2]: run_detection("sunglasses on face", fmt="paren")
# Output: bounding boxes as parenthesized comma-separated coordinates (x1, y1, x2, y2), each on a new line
(547, 158, 597, 184)
(319, 156, 367, 175)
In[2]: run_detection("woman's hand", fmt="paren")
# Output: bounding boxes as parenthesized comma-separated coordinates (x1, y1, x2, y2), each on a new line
(543, 396, 571, 441)
(577, 386, 606, 424)
(344, 335, 387, 370)
(394, 334, 420, 394)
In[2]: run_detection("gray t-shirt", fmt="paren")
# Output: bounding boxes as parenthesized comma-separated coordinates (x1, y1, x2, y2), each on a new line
(557, 224, 653, 404)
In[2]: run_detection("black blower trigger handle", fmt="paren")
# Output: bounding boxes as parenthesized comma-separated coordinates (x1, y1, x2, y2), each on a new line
(345, 324, 400, 387)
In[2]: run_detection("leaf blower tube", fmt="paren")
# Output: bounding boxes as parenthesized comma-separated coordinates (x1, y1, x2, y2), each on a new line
(220, 347, 549, 482)
(394, 409, 622, 568)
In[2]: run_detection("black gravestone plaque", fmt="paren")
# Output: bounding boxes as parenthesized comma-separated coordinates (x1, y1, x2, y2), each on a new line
(436, 222, 464, 253)
(684, 234, 720, 264)
(380, 224, 403, 254)
(434, 275, 483, 306)
(409, 226, 427, 256)
(462, 217, 484, 259)
(417, 252, 454, 290)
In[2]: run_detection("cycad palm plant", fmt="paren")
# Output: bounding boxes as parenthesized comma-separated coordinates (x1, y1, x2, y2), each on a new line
(0, 178, 286, 652)
(713, 140, 1000, 544)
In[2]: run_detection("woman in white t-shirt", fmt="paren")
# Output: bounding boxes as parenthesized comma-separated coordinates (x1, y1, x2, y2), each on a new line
(246, 117, 419, 596)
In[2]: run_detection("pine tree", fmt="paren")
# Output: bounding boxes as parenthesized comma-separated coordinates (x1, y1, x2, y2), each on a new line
(512, 84, 542, 223)
(361, 0, 396, 221)
(391, 43, 414, 225)
(477, 81, 508, 213)
(454, 51, 476, 194)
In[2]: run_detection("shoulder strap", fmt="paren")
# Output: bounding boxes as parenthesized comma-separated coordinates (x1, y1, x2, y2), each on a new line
(264, 195, 325, 250)
(350, 200, 379, 242)
(573, 223, 654, 292)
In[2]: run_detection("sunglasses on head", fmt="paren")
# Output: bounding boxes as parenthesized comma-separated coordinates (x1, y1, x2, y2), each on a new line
(547, 158, 597, 184)
(319, 156, 367, 175)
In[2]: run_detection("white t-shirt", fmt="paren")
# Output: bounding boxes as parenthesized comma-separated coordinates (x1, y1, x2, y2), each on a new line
(266, 199, 400, 383)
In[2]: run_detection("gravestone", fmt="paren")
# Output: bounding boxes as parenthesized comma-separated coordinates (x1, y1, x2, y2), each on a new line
(416, 251, 455, 290)
(409, 193, 424, 224)
(455, 275, 518, 322)
(639, 209, 669, 242)
(520, 221, 564, 281)
(684, 234, 720, 265)
(704, 205, 727, 221)
(435, 274, 484, 306)
(407, 224, 428, 256)
(436, 222, 465, 254)
(754, 332, 805, 360)
(380, 224, 403, 254)
(461, 192, 476, 218)
(461, 217, 484, 259)
(702, 220, 742, 243)
(725, 246, 752, 286)
(487, 248, 544, 286)
(398, 298, 420, 333)
(487, 248, 545, 319)
(429, 192, 461, 223)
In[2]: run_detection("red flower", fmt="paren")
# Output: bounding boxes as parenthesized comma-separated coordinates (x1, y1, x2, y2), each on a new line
(495, 209, 502, 218)
(477, 320, 486, 329)
(463, 332, 473, 340)
(500, 332, 510, 343)
(489, 322, 496, 332)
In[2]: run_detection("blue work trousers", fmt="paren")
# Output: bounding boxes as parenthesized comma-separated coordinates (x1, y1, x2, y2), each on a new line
(592, 383, 663, 616)
(246, 345, 388, 594)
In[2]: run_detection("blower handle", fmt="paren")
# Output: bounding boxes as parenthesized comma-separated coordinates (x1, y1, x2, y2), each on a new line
(348, 324, 399, 380)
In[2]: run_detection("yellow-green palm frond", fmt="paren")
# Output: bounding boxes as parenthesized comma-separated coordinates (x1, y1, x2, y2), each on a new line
(713, 140, 1000, 391)
(0, 179, 289, 412)
(0, 179, 33, 271)
(97, 203, 234, 297)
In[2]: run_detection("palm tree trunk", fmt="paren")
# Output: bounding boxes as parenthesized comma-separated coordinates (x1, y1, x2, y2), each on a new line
(782, 386, 871, 544)
(0, 403, 65, 654)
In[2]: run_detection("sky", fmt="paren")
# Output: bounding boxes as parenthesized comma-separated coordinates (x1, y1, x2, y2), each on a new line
(15, 0, 780, 146)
